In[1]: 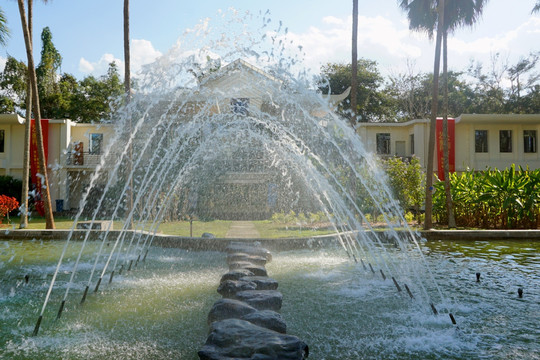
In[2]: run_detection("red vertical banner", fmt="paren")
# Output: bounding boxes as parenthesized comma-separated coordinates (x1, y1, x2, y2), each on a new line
(436, 118, 455, 180)
(29, 119, 49, 216)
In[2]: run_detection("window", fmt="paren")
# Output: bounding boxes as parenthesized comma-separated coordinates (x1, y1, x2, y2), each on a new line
(524, 130, 537, 153)
(231, 98, 249, 115)
(0, 130, 4, 153)
(475, 130, 488, 153)
(89, 133, 103, 155)
(376, 133, 391, 155)
(499, 130, 512, 153)
(410, 134, 415, 155)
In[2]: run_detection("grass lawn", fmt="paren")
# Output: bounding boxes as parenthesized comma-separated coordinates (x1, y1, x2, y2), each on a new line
(252, 220, 336, 239)
(5, 216, 233, 238)
(5, 216, 339, 238)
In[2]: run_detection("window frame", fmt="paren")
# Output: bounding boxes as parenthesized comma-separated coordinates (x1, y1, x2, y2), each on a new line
(376, 133, 391, 155)
(89, 133, 103, 155)
(523, 130, 537, 153)
(0, 129, 4, 153)
(499, 130, 513, 153)
(474, 130, 488, 153)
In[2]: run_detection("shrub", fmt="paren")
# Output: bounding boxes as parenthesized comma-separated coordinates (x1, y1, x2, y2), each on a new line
(433, 166, 540, 229)
(0, 195, 19, 224)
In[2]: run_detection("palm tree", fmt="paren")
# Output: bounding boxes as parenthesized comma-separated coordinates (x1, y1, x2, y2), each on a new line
(350, 0, 358, 127)
(399, 0, 444, 229)
(400, 0, 487, 229)
(440, 0, 488, 228)
(0, 6, 9, 46)
(17, 0, 55, 229)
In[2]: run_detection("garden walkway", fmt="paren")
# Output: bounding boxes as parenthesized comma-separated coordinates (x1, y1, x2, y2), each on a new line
(225, 221, 261, 239)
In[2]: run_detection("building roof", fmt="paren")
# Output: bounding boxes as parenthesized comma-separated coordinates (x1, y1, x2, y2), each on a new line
(456, 114, 540, 124)
(0, 113, 24, 124)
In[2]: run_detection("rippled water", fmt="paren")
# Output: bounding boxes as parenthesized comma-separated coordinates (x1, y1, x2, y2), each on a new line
(1, 239, 539, 359)
(269, 239, 540, 360)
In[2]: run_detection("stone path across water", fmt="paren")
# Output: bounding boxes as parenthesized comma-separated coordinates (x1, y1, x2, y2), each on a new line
(225, 221, 261, 239)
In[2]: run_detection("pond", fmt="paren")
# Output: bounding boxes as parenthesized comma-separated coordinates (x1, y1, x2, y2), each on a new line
(1, 239, 538, 359)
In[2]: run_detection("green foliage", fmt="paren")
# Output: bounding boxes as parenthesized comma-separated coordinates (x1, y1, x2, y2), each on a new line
(73, 62, 124, 122)
(382, 156, 425, 215)
(0, 6, 9, 47)
(318, 60, 396, 122)
(404, 211, 415, 223)
(0, 27, 123, 122)
(433, 166, 540, 229)
(0, 56, 28, 113)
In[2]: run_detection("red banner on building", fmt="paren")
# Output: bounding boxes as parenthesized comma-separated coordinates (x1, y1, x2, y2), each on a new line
(30, 119, 49, 216)
(436, 118, 455, 181)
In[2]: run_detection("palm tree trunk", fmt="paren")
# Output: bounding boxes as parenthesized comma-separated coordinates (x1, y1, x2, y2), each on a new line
(350, 0, 358, 127)
(424, 0, 444, 230)
(442, 30, 456, 228)
(19, 0, 33, 229)
(17, 0, 55, 229)
(20, 78, 32, 228)
(124, 0, 134, 229)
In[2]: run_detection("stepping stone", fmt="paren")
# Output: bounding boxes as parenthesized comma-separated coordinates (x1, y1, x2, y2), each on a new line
(228, 262, 268, 277)
(227, 253, 268, 266)
(235, 290, 283, 311)
(239, 276, 279, 291)
(220, 269, 255, 283)
(241, 310, 287, 334)
(207, 298, 258, 325)
(225, 243, 272, 261)
(198, 318, 309, 360)
(217, 279, 257, 298)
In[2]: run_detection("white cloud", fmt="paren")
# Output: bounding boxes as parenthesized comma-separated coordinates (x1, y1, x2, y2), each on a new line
(78, 39, 162, 78)
(449, 17, 540, 56)
(78, 53, 122, 77)
(131, 39, 163, 73)
(0, 56, 6, 71)
(272, 14, 422, 74)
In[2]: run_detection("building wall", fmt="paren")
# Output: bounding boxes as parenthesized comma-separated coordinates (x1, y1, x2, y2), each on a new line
(0, 115, 115, 212)
(357, 115, 540, 172)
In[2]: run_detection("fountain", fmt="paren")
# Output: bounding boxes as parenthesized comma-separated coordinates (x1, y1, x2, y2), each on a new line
(1, 10, 539, 360)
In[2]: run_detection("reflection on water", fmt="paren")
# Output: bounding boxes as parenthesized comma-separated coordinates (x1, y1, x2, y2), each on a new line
(1, 239, 539, 359)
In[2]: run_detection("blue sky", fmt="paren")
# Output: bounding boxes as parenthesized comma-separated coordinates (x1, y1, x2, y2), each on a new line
(1, 0, 539, 81)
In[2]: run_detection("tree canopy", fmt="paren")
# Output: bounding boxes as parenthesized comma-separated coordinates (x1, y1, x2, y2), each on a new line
(0, 27, 124, 122)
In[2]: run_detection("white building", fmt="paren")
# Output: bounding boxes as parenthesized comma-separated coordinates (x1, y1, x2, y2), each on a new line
(357, 114, 540, 174)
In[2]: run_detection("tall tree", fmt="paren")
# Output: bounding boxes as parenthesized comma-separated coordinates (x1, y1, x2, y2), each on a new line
(533, 1, 540, 13)
(400, 0, 444, 229)
(350, 0, 358, 126)
(17, 0, 55, 229)
(36, 26, 62, 118)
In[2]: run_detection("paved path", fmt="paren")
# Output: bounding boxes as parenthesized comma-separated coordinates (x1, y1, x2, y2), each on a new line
(225, 221, 261, 239)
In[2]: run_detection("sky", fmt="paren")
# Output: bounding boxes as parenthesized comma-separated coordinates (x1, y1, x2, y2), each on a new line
(1, 0, 539, 82)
